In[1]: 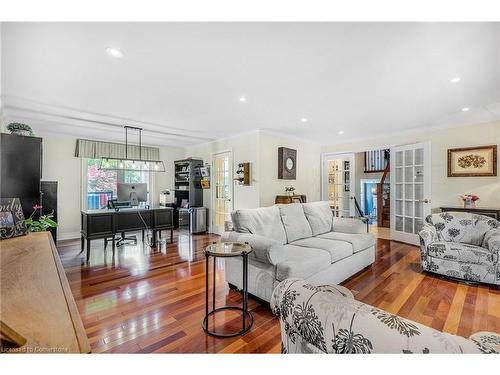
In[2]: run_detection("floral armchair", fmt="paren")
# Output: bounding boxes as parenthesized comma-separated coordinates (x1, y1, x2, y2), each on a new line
(271, 278, 500, 354)
(418, 212, 500, 285)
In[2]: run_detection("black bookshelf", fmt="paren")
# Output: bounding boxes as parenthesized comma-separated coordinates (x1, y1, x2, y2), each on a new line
(174, 159, 203, 227)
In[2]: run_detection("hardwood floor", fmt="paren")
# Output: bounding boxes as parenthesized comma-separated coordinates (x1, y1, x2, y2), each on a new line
(58, 231, 500, 353)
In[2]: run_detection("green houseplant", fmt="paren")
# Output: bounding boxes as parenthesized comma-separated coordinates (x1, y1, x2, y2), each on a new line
(24, 204, 58, 232)
(6, 122, 35, 136)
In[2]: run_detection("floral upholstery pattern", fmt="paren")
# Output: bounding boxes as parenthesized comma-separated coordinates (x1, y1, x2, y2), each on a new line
(271, 278, 500, 354)
(419, 212, 500, 285)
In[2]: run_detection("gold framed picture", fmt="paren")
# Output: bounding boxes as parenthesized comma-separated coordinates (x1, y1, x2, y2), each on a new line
(447, 145, 497, 177)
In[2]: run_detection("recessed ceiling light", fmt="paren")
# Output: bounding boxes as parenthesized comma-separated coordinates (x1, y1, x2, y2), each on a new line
(338, 130, 344, 135)
(450, 77, 461, 83)
(461, 107, 470, 112)
(301, 118, 308, 123)
(106, 47, 123, 58)
(239, 96, 247, 103)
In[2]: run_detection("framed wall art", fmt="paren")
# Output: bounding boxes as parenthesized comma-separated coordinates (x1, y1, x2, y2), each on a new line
(0, 198, 27, 240)
(447, 145, 497, 177)
(278, 147, 297, 180)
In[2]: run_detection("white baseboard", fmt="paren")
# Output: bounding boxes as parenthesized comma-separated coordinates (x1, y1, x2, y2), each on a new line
(57, 231, 80, 241)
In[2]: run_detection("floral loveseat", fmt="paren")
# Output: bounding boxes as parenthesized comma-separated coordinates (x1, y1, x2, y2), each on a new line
(271, 278, 500, 354)
(418, 212, 500, 285)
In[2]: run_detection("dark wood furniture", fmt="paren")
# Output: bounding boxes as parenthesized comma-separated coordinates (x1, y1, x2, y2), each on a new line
(174, 158, 203, 228)
(0, 232, 90, 353)
(0, 133, 42, 219)
(440, 206, 500, 220)
(275, 195, 306, 204)
(41, 180, 58, 243)
(80, 206, 174, 262)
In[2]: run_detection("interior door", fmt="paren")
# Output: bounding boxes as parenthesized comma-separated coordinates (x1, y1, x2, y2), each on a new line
(390, 142, 431, 245)
(322, 153, 355, 217)
(212, 151, 233, 235)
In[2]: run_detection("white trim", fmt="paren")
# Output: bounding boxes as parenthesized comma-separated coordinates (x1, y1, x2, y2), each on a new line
(57, 231, 81, 241)
(211, 149, 233, 235)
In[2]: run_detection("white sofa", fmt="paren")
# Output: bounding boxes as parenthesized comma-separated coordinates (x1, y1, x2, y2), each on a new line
(222, 201, 376, 302)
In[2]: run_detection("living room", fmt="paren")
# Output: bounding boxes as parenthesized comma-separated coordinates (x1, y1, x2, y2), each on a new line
(1, 1, 499, 373)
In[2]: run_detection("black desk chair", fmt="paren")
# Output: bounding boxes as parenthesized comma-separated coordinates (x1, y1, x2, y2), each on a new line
(104, 199, 144, 248)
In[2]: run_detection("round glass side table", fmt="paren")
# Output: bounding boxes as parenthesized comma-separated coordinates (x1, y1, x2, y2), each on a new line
(202, 241, 254, 337)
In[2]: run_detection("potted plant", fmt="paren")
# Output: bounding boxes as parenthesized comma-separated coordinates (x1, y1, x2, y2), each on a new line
(24, 204, 58, 232)
(285, 186, 296, 197)
(6, 122, 34, 136)
(460, 194, 480, 209)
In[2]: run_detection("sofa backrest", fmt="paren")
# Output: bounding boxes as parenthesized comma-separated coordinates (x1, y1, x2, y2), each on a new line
(425, 212, 499, 246)
(271, 278, 496, 353)
(277, 203, 313, 243)
(302, 201, 333, 236)
(231, 205, 287, 244)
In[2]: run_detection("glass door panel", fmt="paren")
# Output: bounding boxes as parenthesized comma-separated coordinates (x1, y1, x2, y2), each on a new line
(390, 142, 431, 245)
(212, 151, 233, 235)
(322, 154, 355, 217)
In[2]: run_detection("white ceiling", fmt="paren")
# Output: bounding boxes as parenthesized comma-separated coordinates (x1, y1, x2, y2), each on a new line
(1, 22, 499, 147)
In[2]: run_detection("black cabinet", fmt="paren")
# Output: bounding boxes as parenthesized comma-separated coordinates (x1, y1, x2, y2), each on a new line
(41, 181, 58, 243)
(0, 133, 42, 219)
(440, 207, 500, 220)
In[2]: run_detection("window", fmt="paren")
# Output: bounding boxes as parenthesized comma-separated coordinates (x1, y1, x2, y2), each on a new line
(86, 159, 151, 209)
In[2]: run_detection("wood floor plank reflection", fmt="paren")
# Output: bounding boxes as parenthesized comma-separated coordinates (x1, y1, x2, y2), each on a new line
(58, 231, 499, 353)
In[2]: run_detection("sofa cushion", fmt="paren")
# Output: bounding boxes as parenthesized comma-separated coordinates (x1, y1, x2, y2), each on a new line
(332, 217, 367, 234)
(427, 241, 496, 264)
(317, 231, 375, 253)
(302, 201, 333, 236)
(231, 205, 287, 244)
(275, 245, 331, 281)
(278, 203, 313, 243)
(290, 237, 353, 263)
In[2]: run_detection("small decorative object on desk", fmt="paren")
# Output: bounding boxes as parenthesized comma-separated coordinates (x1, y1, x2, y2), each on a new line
(0, 198, 27, 239)
(6, 122, 34, 136)
(461, 194, 479, 209)
(285, 185, 296, 196)
(24, 204, 58, 232)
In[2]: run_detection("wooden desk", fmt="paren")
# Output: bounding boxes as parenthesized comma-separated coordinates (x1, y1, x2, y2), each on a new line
(0, 232, 90, 353)
(440, 206, 500, 220)
(81, 206, 174, 262)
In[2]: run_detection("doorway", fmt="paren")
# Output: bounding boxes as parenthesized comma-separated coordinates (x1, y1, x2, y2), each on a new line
(212, 151, 233, 235)
(390, 142, 431, 245)
(321, 153, 355, 217)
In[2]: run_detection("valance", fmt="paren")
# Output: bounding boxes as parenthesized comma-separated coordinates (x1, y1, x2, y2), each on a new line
(74, 139, 160, 161)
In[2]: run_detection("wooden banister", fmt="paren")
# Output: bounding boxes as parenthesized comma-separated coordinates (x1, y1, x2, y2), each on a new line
(376, 160, 390, 227)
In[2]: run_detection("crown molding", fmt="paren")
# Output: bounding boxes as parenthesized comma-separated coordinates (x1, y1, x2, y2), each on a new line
(1, 95, 217, 145)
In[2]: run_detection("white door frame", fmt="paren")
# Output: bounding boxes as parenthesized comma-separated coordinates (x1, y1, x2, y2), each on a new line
(390, 141, 432, 245)
(321, 152, 356, 217)
(211, 149, 234, 235)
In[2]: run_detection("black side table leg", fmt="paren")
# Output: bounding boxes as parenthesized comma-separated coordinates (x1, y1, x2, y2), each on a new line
(205, 253, 209, 327)
(213, 256, 216, 311)
(86, 239, 91, 263)
(80, 236, 85, 254)
(242, 253, 248, 330)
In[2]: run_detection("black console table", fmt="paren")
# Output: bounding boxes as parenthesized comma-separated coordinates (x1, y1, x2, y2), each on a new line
(81, 206, 174, 262)
(440, 206, 500, 220)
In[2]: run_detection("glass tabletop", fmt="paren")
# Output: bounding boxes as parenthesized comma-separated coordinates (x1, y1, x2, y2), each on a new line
(205, 242, 253, 257)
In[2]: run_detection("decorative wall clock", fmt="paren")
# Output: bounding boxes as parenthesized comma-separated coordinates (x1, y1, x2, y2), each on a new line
(278, 147, 297, 180)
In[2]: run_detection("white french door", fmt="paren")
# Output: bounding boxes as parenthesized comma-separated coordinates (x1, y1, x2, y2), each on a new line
(212, 151, 233, 235)
(322, 153, 355, 217)
(390, 142, 431, 245)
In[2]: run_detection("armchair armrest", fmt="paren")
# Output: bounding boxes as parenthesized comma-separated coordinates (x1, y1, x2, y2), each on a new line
(483, 228, 500, 263)
(418, 224, 438, 250)
(222, 232, 286, 265)
(332, 217, 366, 234)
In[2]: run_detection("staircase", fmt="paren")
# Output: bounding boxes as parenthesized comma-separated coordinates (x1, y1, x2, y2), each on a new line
(376, 159, 390, 228)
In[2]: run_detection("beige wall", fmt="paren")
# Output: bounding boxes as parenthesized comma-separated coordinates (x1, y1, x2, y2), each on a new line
(259, 131, 321, 207)
(322, 121, 500, 210)
(42, 135, 183, 239)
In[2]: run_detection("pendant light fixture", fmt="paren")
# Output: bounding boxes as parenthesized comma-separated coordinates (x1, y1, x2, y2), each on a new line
(98, 126, 166, 172)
